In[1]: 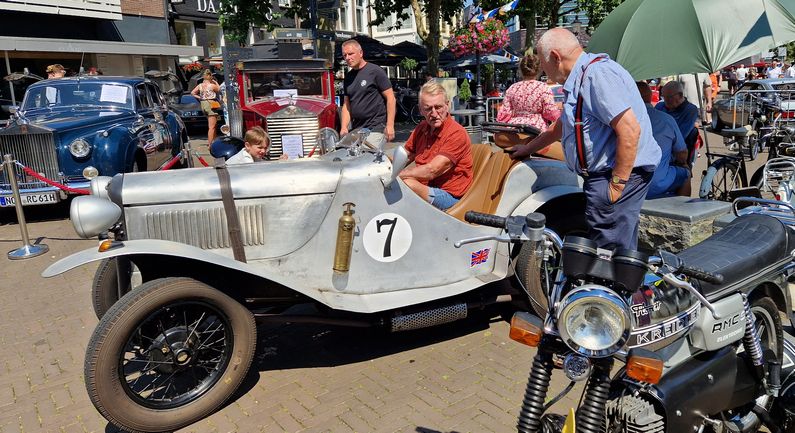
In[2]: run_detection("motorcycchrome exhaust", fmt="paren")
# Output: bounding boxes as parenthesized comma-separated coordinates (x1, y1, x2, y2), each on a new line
(390, 303, 468, 332)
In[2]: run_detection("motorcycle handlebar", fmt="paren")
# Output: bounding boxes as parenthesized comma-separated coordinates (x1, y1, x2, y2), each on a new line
(680, 265, 724, 285)
(464, 211, 507, 229)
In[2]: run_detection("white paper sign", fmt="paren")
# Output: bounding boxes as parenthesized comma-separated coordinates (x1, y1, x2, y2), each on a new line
(45, 87, 58, 105)
(281, 134, 304, 159)
(100, 85, 129, 104)
(273, 89, 298, 99)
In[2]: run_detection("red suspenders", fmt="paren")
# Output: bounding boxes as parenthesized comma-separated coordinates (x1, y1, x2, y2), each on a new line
(574, 56, 606, 177)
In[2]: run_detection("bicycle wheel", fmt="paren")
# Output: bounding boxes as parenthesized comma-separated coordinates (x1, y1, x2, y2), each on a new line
(410, 105, 423, 124)
(700, 158, 740, 201)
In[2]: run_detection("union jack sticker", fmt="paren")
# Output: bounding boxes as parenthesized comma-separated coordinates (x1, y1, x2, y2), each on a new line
(470, 248, 490, 267)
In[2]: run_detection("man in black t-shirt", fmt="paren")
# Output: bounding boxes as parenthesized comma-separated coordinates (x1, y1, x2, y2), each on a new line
(341, 40, 396, 143)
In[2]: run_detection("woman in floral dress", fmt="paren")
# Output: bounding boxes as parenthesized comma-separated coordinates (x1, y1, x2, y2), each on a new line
(496, 54, 560, 132)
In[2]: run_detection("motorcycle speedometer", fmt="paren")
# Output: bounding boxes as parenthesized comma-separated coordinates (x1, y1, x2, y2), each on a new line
(557, 284, 630, 358)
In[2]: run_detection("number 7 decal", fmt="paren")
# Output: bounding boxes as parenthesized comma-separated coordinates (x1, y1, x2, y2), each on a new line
(363, 213, 413, 263)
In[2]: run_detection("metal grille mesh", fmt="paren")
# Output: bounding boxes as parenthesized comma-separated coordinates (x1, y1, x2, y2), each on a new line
(390, 303, 468, 332)
(266, 116, 319, 159)
(143, 204, 267, 249)
(0, 132, 59, 189)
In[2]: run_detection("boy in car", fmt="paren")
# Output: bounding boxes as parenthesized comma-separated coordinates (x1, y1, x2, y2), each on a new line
(227, 126, 286, 164)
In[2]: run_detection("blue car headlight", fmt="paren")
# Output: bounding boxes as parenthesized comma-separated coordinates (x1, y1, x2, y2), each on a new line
(69, 138, 92, 158)
(556, 284, 630, 358)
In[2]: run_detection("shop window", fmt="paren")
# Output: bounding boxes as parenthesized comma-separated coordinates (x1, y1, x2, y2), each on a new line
(174, 20, 195, 46)
(206, 24, 223, 57)
(339, 1, 348, 30)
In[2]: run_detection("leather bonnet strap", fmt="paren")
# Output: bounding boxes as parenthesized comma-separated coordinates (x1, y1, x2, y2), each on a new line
(214, 158, 247, 263)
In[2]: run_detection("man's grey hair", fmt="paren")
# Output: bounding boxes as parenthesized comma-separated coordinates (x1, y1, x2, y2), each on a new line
(341, 39, 362, 52)
(663, 80, 684, 95)
(420, 81, 449, 102)
(537, 28, 581, 62)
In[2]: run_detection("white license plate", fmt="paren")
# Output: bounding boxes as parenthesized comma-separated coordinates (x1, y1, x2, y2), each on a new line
(0, 192, 59, 207)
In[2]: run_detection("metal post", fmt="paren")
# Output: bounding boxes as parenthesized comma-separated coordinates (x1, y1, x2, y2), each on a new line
(472, 49, 486, 126)
(4, 50, 14, 106)
(4, 154, 49, 260)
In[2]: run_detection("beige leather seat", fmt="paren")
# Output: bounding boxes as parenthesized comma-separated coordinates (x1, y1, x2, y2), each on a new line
(469, 143, 493, 183)
(447, 150, 518, 221)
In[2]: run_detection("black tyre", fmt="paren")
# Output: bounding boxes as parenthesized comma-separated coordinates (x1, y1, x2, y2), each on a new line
(92, 258, 131, 320)
(85, 277, 256, 433)
(515, 212, 588, 317)
(711, 109, 724, 131)
(699, 158, 740, 201)
(410, 105, 423, 125)
(721, 296, 783, 433)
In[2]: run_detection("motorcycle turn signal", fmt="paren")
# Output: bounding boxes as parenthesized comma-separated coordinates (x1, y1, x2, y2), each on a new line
(626, 348, 664, 384)
(509, 311, 544, 347)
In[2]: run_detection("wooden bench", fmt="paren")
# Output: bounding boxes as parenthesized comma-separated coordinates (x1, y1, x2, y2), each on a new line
(638, 196, 732, 253)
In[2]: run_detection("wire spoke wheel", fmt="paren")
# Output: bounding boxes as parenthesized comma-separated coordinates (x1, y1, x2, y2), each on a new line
(700, 159, 740, 201)
(85, 277, 256, 433)
(121, 301, 233, 409)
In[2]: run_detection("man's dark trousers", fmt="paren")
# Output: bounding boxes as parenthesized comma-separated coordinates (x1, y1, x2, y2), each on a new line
(582, 169, 653, 251)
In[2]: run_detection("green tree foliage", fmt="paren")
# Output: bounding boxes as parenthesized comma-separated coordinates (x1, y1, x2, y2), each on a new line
(578, 0, 625, 33)
(219, 0, 280, 43)
(370, 0, 461, 77)
(400, 57, 419, 71)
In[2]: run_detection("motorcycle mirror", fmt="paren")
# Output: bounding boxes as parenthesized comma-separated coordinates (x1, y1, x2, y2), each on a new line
(657, 249, 681, 272)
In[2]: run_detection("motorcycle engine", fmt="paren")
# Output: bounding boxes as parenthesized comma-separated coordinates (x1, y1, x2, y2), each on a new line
(605, 394, 665, 433)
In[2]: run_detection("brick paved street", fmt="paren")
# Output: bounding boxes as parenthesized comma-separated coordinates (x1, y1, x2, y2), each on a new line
(0, 132, 582, 433)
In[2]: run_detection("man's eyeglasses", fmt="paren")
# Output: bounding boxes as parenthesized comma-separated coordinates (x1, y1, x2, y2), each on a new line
(421, 105, 447, 114)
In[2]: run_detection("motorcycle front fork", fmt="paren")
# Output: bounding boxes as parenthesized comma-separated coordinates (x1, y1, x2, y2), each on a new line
(516, 343, 613, 433)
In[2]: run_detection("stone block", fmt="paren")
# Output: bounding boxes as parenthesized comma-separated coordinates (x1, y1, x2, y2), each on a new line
(638, 196, 731, 253)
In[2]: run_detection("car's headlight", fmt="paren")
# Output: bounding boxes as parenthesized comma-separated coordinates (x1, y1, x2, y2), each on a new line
(557, 284, 630, 358)
(69, 138, 91, 158)
(70, 195, 121, 238)
(319, 127, 339, 153)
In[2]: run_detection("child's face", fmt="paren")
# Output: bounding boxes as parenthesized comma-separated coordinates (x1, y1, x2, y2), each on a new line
(244, 139, 268, 161)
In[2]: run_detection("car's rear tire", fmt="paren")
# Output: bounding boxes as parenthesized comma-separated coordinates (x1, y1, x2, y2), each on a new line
(85, 277, 256, 433)
(515, 212, 588, 317)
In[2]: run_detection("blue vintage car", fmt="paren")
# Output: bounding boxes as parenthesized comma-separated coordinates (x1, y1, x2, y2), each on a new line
(0, 76, 189, 208)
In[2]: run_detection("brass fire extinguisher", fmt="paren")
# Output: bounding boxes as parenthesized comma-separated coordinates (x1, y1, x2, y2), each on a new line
(333, 202, 356, 273)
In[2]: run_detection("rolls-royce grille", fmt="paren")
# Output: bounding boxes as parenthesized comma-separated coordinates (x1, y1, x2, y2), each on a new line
(266, 116, 319, 159)
(0, 132, 59, 189)
(143, 204, 267, 249)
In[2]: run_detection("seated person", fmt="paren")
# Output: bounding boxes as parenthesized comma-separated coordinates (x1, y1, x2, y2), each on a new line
(655, 81, 699, 164)
(637, 82, 690, 198)
(227, 126, 286, 165)
(399, 81, 473, 210)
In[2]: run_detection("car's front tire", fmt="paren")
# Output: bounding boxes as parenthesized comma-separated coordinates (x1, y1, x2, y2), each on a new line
(85, 277, 256, 433)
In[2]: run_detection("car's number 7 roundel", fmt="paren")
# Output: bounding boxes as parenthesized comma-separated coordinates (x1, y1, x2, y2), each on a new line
(362, 213, 412, 263)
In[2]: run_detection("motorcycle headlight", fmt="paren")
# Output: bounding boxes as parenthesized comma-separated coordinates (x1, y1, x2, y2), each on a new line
(557, 284, 630, 358)
(70, 138, 92, 158)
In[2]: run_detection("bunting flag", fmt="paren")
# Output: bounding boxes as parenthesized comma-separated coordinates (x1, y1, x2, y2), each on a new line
(469, 0, 520, 23)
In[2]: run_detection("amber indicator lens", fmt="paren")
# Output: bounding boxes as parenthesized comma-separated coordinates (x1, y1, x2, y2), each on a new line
(626, 352, 664, 384)
(509, 311, 543, 347)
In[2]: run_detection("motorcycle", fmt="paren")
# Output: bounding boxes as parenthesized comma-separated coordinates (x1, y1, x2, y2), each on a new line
(458, 198, 795, 433)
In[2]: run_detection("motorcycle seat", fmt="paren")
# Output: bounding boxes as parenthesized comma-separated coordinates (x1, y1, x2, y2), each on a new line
(719, 125, 754, 138)
(677, 214, 792, 298)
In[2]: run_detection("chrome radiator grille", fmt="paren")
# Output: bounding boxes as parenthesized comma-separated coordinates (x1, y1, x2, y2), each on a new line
(0, 131, 59, 189)
(266, 116, 319, 159)
(142, 204, 267, 249)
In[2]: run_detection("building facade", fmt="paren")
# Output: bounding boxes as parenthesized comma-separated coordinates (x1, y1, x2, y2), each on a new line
(0, 0, 201, 78)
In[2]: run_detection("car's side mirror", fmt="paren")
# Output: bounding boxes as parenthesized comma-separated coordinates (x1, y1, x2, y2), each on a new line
(387, 145, 409, 188)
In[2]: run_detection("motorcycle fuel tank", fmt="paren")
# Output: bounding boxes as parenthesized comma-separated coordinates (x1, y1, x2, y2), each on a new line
(624, 274, 701, 351)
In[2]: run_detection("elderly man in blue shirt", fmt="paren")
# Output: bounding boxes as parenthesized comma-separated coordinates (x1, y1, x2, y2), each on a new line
(637, 81, 691, 198)
(509, 28, 660, 251)
(656, 80, 700, 163)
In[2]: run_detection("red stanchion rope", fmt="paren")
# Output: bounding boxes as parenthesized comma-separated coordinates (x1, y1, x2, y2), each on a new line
(158, 152, 183, 171)
(18, 164, 90, 195)
(197, 155, 210, 167)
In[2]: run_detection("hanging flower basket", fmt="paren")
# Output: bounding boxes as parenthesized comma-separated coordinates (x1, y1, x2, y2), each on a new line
(182, 62, 203, 74)
(448, 18, 510, 58)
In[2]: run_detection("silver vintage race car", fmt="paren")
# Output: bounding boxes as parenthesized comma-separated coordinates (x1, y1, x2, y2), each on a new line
(43, 127, 585, 432)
